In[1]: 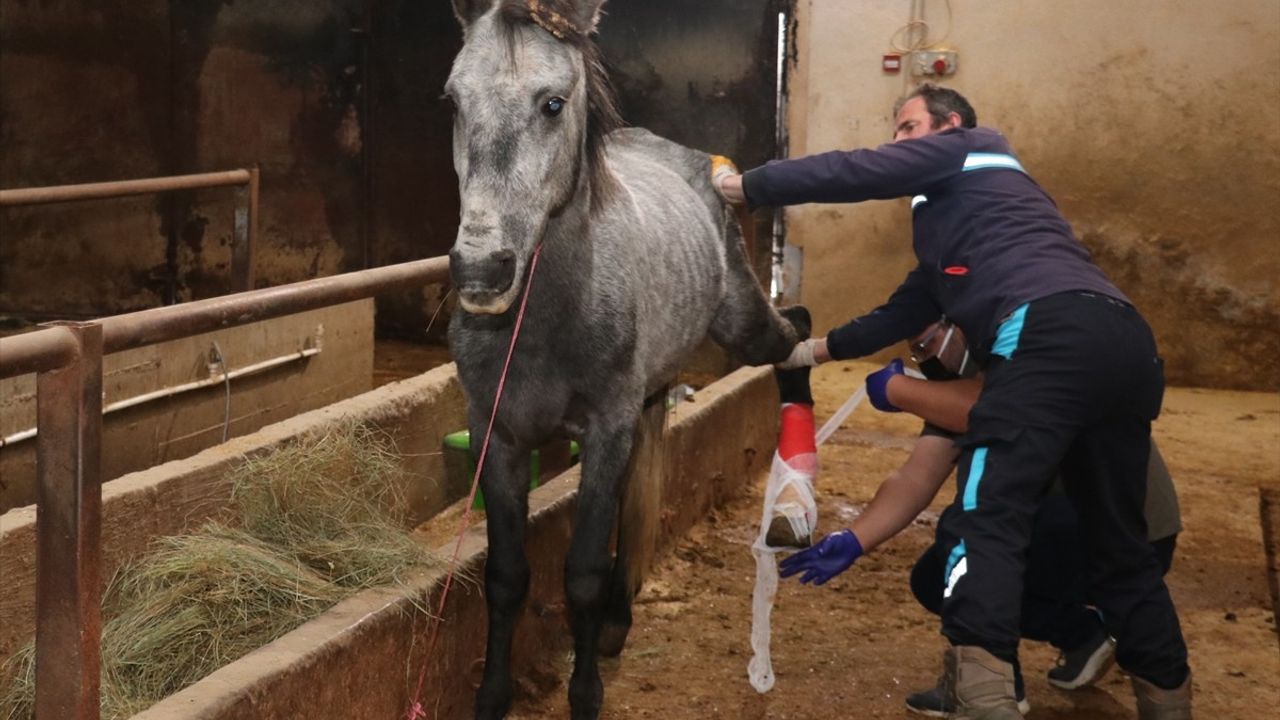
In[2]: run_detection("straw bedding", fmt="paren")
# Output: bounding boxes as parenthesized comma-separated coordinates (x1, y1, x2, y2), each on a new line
(1, 423, 438, 720)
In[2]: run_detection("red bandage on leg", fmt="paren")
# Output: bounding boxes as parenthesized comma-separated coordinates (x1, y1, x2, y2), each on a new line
(778, 403, 816, 462)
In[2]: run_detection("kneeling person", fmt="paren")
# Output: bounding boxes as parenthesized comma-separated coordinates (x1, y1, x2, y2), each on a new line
(780, 319, 1182, 716)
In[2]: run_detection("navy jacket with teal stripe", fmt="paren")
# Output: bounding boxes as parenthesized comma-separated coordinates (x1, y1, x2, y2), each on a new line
(741, 126, 1127, 361)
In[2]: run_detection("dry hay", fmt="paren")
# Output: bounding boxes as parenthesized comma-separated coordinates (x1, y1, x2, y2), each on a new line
(1, 423, 439, 720)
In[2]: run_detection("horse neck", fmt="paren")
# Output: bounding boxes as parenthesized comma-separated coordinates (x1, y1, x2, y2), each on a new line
(540, 145, 602, 270)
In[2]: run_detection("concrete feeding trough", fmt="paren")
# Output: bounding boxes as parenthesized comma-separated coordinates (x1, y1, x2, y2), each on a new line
(1, 361, 779, 719)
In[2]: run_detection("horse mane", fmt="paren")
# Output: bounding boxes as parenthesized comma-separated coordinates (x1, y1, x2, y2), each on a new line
(498, 0, 623, 212)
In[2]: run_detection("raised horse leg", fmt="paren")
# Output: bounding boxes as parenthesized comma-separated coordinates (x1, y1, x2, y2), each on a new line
(473, 430, 531, 720)
(706, 208, 805, 366)
(565, 410, 639, 720)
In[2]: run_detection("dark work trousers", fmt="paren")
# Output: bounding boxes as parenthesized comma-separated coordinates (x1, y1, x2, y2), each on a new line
(935, 291, 1189, 689)
(912, 496, 1179, 652)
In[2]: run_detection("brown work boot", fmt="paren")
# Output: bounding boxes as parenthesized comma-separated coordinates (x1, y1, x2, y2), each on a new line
(943, 646, 1024, 720)
(1132, 672, 1192, 720)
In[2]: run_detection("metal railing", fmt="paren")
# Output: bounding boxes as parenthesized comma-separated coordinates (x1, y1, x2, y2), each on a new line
(0, 256, 450, 720)
(0, 169, 261, 293)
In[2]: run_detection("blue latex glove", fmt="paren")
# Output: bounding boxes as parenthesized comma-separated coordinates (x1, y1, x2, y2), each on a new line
(778, 529, 864, 585)
(865, 358, 904, 412)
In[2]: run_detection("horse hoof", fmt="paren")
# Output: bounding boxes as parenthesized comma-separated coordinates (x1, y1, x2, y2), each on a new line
(765, 516, 812, 549)
(598, 621, 631, 657)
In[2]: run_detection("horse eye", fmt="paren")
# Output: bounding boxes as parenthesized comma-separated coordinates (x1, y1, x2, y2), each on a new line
(544, 97, 565, 117)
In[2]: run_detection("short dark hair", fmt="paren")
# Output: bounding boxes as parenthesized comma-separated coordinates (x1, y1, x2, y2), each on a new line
(895, 83, 977, 129)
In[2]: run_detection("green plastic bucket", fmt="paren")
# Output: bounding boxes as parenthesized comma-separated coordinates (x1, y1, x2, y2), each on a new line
(443, 431, 579, 510)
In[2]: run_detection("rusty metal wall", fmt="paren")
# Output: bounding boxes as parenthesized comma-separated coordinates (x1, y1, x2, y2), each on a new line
(598, 0, 788, 277)
(0, 2, 174, 316)
(363, 0, 463, 340)
(0, 0, 369, 317)
(0, 1, 783, 334)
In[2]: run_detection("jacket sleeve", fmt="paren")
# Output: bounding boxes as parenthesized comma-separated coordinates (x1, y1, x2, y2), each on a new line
(741, 131, 967, 208)
(825, 265, 941, 360)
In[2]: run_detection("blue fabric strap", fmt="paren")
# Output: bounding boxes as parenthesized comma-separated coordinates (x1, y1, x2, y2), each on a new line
(991, 303, 1029, 359)
(963, 447, 988, 511)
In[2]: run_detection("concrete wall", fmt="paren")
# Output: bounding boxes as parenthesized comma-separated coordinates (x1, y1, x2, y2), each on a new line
(0, 361, 466, 668)
(0, 300, 375, 513)
(785, 0, 1279, 390)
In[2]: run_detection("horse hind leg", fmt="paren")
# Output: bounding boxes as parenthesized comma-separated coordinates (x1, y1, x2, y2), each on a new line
(710, 261, 820, 549)
(706, 214, 807, 366)
(773, 305, 813, 403)
(597, 508, 634, 658)
(765, 305, 818, 549)
(598, 394, 666, 657)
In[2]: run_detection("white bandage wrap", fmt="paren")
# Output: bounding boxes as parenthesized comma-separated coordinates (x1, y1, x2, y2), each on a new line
(748, 386, 867, 694)
(749, 452, 817, 693)
(777, 338, 819, 370)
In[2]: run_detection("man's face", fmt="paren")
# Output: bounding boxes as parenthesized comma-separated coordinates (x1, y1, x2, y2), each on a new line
(894, 96, 956, 142)
(910, 319, 972, 379)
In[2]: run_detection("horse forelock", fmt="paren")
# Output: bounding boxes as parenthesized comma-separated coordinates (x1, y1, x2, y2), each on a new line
(495, 0, 622, 213)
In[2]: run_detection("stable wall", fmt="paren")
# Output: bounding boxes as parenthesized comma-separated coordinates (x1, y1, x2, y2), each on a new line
(0, 301, 374, 513)
(785, 0, 1279, 390)
(0, 0, 463, 331)
(0, 361, 466, 668)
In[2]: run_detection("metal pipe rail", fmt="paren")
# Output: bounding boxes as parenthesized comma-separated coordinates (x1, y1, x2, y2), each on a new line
(0, 170, 251, 206)
(0, 169, 261, 293)
(0, 256, 450, 720)
(0, 325, 80, 379)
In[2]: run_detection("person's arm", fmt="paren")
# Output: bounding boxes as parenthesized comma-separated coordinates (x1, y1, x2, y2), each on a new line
(779, 433, 958, 585)
(779, 267, 939, 369)
(849, 434, 959, 552)
(741, 131, 967, 209)
(825, 265, 940, 360)
(886, 376, 982, 434)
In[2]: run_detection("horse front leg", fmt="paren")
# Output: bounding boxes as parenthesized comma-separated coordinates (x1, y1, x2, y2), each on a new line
(474, 432, 530, 720)
(565, 415, 637, 720)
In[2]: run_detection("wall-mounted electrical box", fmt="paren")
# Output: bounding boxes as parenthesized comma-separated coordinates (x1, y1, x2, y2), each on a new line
(913, 50, 957, 76)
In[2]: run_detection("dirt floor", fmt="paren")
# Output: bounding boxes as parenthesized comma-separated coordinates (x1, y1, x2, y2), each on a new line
(484, 360, 1280, 720)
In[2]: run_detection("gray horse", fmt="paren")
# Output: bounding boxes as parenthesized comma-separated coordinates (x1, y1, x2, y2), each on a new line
(445, 1, 805, 717)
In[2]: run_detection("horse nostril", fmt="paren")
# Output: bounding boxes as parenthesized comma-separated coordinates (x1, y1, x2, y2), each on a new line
(490, 249, 515, 268)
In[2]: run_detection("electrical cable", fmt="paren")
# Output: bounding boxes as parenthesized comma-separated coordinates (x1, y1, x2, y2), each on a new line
(888, 0, 952, 53)
(210, 341, 231, 443)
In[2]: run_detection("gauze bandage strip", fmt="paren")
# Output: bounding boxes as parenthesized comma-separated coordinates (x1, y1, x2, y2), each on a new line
(766, 404, 818, 546)
(749, 388, 866, 693)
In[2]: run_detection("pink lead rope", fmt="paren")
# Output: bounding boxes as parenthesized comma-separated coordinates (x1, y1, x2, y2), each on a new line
(406, 242, 544, 720)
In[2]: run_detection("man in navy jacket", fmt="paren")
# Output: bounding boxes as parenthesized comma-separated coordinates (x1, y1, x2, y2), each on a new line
(715, 84, 1191, 720)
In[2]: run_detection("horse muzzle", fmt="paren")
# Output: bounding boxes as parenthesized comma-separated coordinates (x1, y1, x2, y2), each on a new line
(450, 247, 520, 314)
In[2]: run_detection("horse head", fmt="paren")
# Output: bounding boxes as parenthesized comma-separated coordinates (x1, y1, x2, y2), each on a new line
(446, 0, 619, 315)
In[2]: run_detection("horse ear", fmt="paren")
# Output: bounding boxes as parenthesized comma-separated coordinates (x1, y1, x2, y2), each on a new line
(452, 0, 494, 26)
(572, 0, 607, 33)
